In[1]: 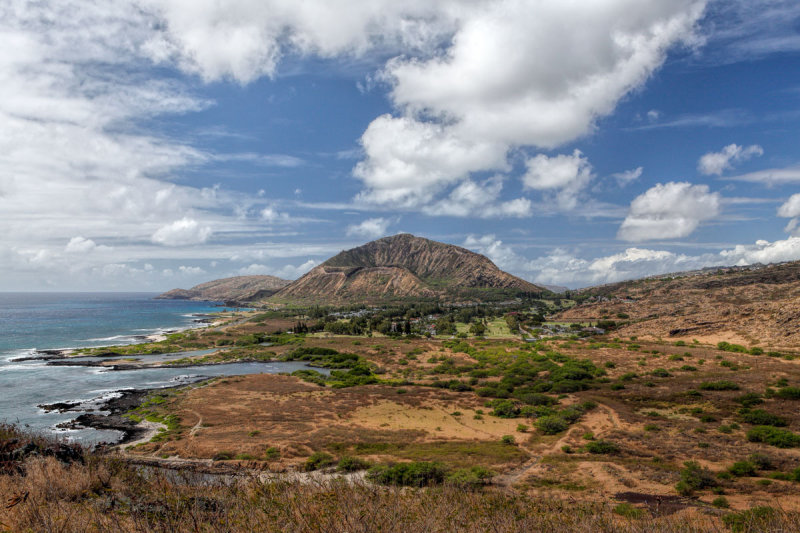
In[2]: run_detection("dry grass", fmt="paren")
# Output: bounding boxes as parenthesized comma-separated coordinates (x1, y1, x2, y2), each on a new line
(4, 453, 800, 532)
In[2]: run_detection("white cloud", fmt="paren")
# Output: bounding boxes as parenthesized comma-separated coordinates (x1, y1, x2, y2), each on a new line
(618, 182, 721, 242)
(354, 115, 507, 208)
(240, 260, 317, 279)
(778, 194, 800, 218)
(726, 165, 800, 185)
(466, 233, 800, 288)
(777, 194, 800, 236)
(522, 150, 594, 210)
(260, 207, 292, 223)
(178, 265, 206, 275)
(346, 217, 393, 239)
(698, 143, 763, 175)
(351, 0, 705, 210)
(152, 218, 213, 246)
(65, 236, 111, 254)
(613, 166, 643, 187)
(647, 109, 661, 121)
(423, 178, 531, 218)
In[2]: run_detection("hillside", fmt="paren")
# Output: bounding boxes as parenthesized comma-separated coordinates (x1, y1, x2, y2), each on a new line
(556, 261, 800, 349)
(156, 275, 291, 304)
(268, 234, 543, 305)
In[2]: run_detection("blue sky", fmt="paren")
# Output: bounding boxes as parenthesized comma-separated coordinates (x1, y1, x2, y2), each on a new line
(2, 0, 800, 290)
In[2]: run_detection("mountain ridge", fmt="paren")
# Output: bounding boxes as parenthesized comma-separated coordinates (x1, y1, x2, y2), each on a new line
(156, 275, 291, 304)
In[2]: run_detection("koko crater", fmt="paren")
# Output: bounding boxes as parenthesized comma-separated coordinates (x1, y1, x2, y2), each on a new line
(159, 234, 545, 306)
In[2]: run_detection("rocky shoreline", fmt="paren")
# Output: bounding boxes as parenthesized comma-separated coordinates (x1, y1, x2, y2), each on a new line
(48, 389, 161, 446)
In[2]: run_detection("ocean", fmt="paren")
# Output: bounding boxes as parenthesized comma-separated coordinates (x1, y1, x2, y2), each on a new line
(0, 293, 313, 444)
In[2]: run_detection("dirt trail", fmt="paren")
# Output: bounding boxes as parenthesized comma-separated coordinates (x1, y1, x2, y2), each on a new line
(495, 402, 622, 488)
(188, 410, 203, 438)
(120, 421, 165, 451)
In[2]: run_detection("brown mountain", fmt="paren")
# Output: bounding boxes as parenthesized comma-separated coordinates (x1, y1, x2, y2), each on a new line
(556, 261, 800, 349)
(156, 275, 291, 304)
(267, 234, 542, 304)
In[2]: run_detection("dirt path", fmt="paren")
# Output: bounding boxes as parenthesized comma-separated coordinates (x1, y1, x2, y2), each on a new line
(494, 402, 622, 488)
(120, 421, 166, 451)
(188, 410, 203, 438)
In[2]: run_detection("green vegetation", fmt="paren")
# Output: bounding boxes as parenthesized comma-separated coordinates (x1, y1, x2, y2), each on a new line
(699, 380, 740, 391)
(746, 426, 800, 448)
(675, 461, 716, 496)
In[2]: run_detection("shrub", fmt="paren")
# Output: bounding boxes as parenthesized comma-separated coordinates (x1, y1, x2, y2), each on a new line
(446, 466, 493, 487)
(367, 461, 447, 487)
(712, 496, 730, 509)
(304, 451, 335, 471)
(585, 440, 619, 454)
(699, 381, 740, 391)
(722, 507, 776, 533)
(610, 383, 625, 391)
(735, 393, 764, 408)
(516, 424, 528, 433)
(728, 461, 757, 477)
(676, 461, 716, 495)
(746, 426, 800, 448)
(337, 456, 371, 472)
(740, 409, 787, 427)
(489, 399, 522, 418)
(717, 341, 748, 353)
(613, 503, 643, 519)
(535, 416, 569, 435)
(501, 435, 516, 445)
(650, 368, 671, 378)
(748, 453, 773, 470)
(775, 386, 800, 400)
(264, 446, 280, 460)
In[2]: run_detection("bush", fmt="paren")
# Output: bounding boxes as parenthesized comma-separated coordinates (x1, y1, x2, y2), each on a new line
(735, 393, 764, 408)
(612, 503, 643, 519)
(367, 461, 447, 487)
(748, 453, 774, 470)
(650, 368, 671, 378)
(535, 416, 569, 435)
(585, 440, 619, 454)
(489, 399, 522, 418)
(722, 507, 776, 533)
(264, 446, 280, 460)
(746, 426, 800, 448)
(740, 409, 787, 427)
(712, 496, 730, 509)
(337, 456, 371, 472)
(699, 381, 740, 391)
(728, 461, 757, 477)
(304, 451, 335, 471)
(775, 386, 800, 400)
(501, 435, 516, 445)
(675, 461, 716, 496)
(717, 341, 748, 353)
(446, 466, 493, 487)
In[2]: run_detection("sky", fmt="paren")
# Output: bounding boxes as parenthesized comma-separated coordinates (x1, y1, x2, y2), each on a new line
(2, 0, 800, 291)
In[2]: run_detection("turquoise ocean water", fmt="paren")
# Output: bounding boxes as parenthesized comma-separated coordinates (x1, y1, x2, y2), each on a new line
(0, 293, 312, 443)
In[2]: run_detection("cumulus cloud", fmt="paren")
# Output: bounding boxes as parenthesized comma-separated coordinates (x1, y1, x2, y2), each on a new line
(65, 237, 111, 254)
(522, 150, 594, 210)
(346, 1, 705, 210)
(346, 217, 393, 239)
(777, 194, 800, 235)
(423, 178, 532, 218)
(617, 182, 721, 242)
(152, 218, 213, 246)
(354, 115, 508, 207)
(698, 143, 763, 175)
(465, 233, 800, 288)
(613, 167, 644, 187)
